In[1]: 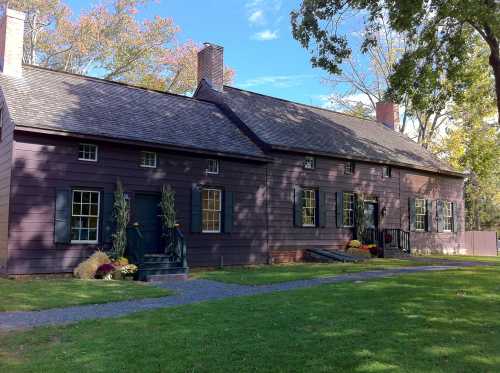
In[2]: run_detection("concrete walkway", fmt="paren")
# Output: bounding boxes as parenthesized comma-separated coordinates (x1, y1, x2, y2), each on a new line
(0, 265, 467, 331)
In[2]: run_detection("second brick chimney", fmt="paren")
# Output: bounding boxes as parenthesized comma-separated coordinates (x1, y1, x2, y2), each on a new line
(197, 43, 224, 92)
(376, 102, 399, 131)
(0, 7, 25, 77)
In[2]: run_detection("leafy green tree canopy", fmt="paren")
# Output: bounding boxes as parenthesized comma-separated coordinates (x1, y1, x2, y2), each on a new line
(291, 0, 500, 125)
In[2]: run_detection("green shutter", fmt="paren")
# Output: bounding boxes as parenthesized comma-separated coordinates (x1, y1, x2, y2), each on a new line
(191, 185, 202, 233)
(54, 188, 71, 243)
(409, 198, 416, 232)
(224, 191, 234, 233)
(318, 190, 327, 228)
(452, 201, 459, 233)
(293, 186, 303, 227)
(426, 200, 433, 232)
(436, 200, 444, 233)
(102, 192, 115, 244)
(336, 192, 343, 228)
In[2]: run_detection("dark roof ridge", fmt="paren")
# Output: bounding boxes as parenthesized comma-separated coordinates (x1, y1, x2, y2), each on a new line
(224, 85, 381, 124)
(21, 64, 217, 108)
(224, 84, 446, 164)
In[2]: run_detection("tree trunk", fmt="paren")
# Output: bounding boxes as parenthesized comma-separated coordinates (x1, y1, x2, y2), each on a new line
(483, 25, 500, 126)
(490, 48, 500, 126)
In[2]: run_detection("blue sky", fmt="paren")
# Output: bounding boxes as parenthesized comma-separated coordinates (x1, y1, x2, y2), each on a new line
(65, 0, 362, 107)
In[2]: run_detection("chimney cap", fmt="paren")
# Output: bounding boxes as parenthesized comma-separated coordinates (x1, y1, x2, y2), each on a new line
(1, 7, 26, 21)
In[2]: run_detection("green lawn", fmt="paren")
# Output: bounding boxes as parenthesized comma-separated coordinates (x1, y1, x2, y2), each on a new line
(1, 266, 500, 372)
(193, 259, 437, 285)
(0, 278, 170, 312)
(426, 255, 500, 263)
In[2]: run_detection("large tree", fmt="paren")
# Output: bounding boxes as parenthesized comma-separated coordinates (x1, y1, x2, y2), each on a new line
(291, 0, 500, 125)
(321, 16, 450, 148)
(4, 0, 234, 94)
(437, 42, 499, 231)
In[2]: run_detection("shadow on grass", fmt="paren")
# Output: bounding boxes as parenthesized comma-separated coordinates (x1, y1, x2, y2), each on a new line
(1, 267, 500, 372)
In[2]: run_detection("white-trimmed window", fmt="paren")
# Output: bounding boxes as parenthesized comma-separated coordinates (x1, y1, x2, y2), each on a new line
(415, 198, 426, 231)
(344, 161, 355, 175)
(140, 151, 157, 168)
(206, 159, 219, 174)
(71, 190, 100, 243)
(78, 143, 98, 162)
(302, 189, 317, 226)
(304, 156, 316, 170)
(382, 166, 392, 178)
(343, 192, 355, 227)
(443, 201, 453, 232)
(202, 188, 221, 233)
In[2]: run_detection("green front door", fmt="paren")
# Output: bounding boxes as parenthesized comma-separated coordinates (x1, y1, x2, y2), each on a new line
(134, 193, 162, 254)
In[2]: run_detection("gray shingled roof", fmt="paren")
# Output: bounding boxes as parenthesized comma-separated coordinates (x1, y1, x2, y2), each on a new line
(221, 86, 458, 174)
(0, 66, 267, 160)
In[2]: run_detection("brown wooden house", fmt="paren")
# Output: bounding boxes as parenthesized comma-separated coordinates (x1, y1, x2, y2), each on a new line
(0, 9, 465, 277)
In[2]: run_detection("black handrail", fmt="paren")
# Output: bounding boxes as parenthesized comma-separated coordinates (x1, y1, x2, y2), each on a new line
(163, 226, 188, 268)
(381, 228, 410, 254)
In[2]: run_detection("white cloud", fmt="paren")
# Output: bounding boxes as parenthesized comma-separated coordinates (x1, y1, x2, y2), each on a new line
(252, 29, 279, 41)
(248, 9, 265, 25)
(240, 74, 313, 89)
(245, 0, 283, 39)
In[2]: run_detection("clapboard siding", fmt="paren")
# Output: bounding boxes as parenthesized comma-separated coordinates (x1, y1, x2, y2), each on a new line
(266, 152, 401, 252)
(0, 101, 15, 275)
(399, 169, 465, 254)
(267, 151, 464, 253)
(7, 132, 268, 274)
(6, 132, 466, 274)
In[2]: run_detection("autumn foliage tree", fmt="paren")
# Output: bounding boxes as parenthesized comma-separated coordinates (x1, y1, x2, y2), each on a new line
(4, 0, 234, 93)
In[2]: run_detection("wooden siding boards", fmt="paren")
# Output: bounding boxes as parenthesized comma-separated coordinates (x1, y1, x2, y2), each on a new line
(7, 132, 268, 274)
(266, 151, 465, 254)
(0, 101, 14, 275)
(6, 133, 466, 274)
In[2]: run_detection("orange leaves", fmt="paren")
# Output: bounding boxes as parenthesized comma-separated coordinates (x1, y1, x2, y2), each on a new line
(14, 0, 236, 94)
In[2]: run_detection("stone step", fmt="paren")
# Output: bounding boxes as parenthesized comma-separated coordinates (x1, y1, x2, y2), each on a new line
(137, 266, 188, 281)
(140, 262, 184, 270)
(147, 273, 189, 282)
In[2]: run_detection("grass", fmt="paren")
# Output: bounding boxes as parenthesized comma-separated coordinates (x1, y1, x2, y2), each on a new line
(1, 265, 500, 372)
(0, 278, 170, 312)
(193, 259, 436, 285)
(426, 255, 500, 263)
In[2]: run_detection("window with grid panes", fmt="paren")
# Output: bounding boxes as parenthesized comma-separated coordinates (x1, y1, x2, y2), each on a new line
(71, 190, 100, 243)
(202, 188, 221, 233)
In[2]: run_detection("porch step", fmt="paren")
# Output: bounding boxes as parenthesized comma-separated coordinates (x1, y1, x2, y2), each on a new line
(138, 266, 188, 282)
(306, 248, 360, 263)
(139, 254, 188, 281)
(383, 247, 411, 259)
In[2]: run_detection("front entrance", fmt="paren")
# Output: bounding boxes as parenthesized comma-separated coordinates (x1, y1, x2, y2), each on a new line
(360, 198, 379, 244)
(134, 193, 162, 254)
(363, 200, 378, 230)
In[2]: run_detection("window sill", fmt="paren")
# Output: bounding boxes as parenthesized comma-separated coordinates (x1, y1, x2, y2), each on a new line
(202, 231, 221, 234)
(78, 158, 97, 162)
(71, 241, 99, 244)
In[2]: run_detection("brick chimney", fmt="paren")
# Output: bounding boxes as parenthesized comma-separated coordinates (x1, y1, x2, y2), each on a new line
(376, 102, 399, 131)
(197, 43, 224, 92)
(0, 7, 25, 77)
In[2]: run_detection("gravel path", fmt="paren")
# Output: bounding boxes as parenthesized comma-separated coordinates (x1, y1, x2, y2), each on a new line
(0, 265, 469, 331)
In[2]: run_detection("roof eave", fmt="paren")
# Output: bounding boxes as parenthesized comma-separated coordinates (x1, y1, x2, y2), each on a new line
(268, 144, 465, 178)
(14, 125, 272, 163)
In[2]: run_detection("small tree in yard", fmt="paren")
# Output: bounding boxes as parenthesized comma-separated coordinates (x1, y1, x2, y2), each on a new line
(112, 179, 130, 259)
(355, 194, 366, 242)
(160, 184, 176, 229)
(160, 185, 179, 258)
